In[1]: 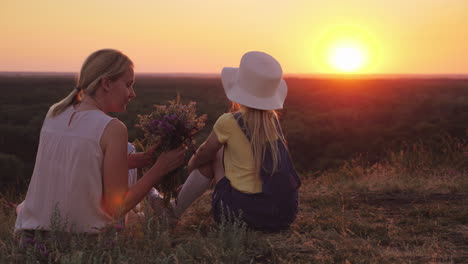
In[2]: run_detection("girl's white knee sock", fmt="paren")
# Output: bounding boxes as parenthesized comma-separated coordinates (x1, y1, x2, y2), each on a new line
(172, 169, 212, 218)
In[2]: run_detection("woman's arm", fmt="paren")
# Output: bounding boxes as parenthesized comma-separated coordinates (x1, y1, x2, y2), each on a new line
(127, 152, 151, 169)
(101, 120, 186, 218)
(187, 131, 223, 173)
(128, 144, 159, 169)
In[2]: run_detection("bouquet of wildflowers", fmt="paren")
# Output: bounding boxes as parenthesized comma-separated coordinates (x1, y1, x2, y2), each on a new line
(135, 95, 207, 204)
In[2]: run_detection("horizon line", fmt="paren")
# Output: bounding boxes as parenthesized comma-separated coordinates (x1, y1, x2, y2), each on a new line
(1, 71, 467, 79)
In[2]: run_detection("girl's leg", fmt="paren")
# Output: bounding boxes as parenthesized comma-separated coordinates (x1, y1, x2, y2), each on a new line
(171, 163, 214, 218)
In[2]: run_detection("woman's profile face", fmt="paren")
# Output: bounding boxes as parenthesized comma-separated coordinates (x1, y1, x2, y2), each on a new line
(107, 67, 136, 112)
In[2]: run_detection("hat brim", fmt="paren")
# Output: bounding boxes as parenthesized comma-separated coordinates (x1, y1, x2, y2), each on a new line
(221, 67, 287, 110)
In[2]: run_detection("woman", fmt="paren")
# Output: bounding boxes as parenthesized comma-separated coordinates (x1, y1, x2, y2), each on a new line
(15, 49, 186, 233)
(162, 51, 301, 232)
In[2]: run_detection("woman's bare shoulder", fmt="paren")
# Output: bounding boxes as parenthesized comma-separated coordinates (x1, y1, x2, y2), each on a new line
(100, 119, 128, 149)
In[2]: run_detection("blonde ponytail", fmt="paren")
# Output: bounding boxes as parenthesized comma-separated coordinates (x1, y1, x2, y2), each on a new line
(49, 89, 82, 117)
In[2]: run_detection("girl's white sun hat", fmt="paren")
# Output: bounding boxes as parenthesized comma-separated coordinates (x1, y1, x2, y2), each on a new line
(221, 51, 287, 110)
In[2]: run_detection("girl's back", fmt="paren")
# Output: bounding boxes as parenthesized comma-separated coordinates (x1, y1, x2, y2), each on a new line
(212, 111, 300, 232)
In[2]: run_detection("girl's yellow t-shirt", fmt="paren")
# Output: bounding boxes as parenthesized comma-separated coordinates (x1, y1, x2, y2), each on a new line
(213, 113, 262, 194)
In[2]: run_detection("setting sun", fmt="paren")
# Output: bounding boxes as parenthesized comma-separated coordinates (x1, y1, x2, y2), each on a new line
(311, 25, 379, 74)
(329, 44, 366, 72)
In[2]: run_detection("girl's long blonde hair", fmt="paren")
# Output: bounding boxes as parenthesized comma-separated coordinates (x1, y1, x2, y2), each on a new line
(48, 49, 133, 117)
(231, 103, 286, 176)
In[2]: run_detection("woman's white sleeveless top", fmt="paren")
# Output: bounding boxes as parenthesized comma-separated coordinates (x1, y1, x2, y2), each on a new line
(15, 106, 115, 233)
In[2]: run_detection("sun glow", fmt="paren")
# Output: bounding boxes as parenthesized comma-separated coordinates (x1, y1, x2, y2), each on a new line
(329, 43, 366, 72)
(312, 25, 377, 74)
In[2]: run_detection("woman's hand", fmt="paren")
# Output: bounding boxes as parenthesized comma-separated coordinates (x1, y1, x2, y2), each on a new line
(144, 143, 158, 158)
(152, 145, 187, 176)
(141, 143, 158, 166)
(128, 143, 159, 169)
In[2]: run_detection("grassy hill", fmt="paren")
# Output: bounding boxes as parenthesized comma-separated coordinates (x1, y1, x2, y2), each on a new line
(1, 137, 466, 263)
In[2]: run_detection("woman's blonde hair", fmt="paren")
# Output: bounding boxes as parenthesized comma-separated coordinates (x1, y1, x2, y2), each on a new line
(49, 49, 133, 117)
(231, 103, 286, 176)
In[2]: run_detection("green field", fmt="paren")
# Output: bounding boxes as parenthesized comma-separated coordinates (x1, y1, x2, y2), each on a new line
(0, 75, 467, 263)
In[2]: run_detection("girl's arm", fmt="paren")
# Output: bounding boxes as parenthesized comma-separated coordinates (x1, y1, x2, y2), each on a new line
(101, 120, 186, 219)
(187, 131, 223, 173)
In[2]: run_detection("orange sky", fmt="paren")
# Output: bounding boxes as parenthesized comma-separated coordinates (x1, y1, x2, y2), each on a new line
(1, 0, 467, 74)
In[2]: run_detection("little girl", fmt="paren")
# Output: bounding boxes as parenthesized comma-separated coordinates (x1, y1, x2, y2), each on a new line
(165, 51, 301, 232)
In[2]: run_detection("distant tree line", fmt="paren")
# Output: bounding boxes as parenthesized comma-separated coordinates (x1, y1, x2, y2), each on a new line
(0, 75, 467, 193)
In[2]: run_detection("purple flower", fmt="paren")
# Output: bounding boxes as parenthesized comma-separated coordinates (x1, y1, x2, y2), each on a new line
(160, 121, 175, 132)
(38, 242, 49, 257)
(151, 120, 160, 131)
(21, 237, 35, 248)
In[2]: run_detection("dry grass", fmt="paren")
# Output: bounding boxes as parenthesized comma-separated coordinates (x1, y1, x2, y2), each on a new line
(1, 140, 467, 263)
